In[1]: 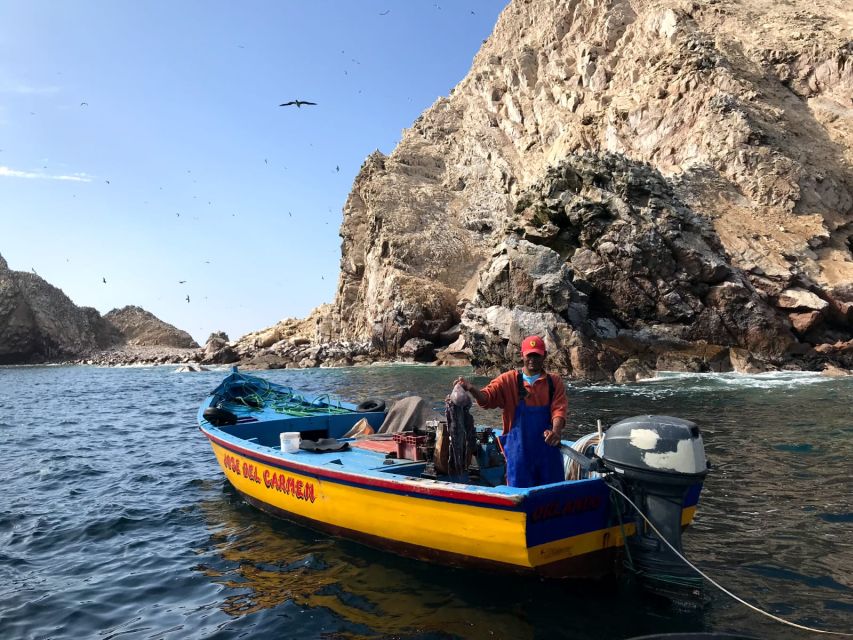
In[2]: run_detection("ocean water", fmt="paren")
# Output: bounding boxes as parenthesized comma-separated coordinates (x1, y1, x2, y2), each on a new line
(0, 364, 850, 640)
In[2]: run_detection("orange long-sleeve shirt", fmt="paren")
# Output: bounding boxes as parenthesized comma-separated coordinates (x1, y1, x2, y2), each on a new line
(475, 370, 567, 434)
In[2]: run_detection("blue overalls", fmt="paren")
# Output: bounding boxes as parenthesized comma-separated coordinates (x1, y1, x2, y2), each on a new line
(499, 372, 565, 488)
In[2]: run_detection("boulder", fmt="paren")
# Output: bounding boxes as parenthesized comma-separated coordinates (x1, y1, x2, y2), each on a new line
(202, 333, 238, 364)
(614, 357, 656, 383)
(821, 364, 852, 377)
(399, 338, 436, 362)
(789, 310, 824, 336)
(777, 288, 829, 311)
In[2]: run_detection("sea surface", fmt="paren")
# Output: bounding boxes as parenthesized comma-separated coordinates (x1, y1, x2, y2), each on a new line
(0, 364, 850, 640)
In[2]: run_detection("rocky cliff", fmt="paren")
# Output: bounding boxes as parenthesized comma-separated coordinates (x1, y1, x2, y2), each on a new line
(0, 254, 198, 364)
(321, 0, 852, 378)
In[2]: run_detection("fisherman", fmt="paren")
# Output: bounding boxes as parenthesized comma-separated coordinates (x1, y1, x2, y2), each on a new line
(454, 335, 567, 487)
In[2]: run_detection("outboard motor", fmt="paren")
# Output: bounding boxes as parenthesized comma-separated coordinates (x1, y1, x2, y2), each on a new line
(598, 415, 709, 604)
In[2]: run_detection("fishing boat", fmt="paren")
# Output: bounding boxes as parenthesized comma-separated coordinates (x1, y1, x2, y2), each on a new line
(198, 368, 708, 591)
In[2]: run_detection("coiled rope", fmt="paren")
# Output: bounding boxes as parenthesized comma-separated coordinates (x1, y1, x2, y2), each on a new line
(564, 432, 602, 480)
(607, 481, 853, 637)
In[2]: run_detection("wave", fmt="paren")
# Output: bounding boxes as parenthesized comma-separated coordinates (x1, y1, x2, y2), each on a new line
(576, 370, 840, 395)
(647, 370, 828, 383)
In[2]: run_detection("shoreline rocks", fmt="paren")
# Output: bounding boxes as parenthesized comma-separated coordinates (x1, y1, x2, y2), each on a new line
(46, 331, 851, 382)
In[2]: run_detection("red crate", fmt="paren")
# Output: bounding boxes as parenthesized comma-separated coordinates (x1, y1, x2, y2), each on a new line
(393, 432, 427, 461)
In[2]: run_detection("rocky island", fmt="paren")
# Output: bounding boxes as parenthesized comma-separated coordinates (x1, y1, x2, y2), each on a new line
(2, 0, 851, 379)
(0, 254, 198, 366)
(213, 0, 853, 379)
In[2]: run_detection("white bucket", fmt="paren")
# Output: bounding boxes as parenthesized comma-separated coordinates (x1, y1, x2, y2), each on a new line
(280, 432, 300, 453)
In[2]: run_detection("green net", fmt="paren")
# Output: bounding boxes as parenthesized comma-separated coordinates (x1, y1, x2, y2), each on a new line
(211, 372, 352, 417)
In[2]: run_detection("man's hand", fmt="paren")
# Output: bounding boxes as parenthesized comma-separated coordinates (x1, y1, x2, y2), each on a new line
(454, 376, 483, 404)
(543, 429, 562, 447)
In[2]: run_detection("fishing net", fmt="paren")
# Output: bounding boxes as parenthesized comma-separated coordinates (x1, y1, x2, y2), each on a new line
(210, 372, 352, 417)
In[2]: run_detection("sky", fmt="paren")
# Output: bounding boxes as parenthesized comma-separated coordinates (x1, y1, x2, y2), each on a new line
(0, 0, 508, 346)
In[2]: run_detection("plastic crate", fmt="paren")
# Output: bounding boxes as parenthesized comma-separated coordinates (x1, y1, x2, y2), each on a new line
(393, 432, 428, 461)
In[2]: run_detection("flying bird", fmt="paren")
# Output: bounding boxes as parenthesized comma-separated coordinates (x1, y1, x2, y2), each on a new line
(279, 100, 317, 108)
(379, 10, 390, 15)
(186, 295, 190, 303)
(80, 102, 88, 107)
(178, 280, 186, 284)
(102, 277, 106, 284)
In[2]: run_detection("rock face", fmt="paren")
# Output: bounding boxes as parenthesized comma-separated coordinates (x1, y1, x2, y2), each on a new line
(306, 0, 852, 379)
(0, 255, 121, 363)
(463, 154, 803, 378)
(103, 306, 198, 348)
(0, 255, 198, 364)
(211, 305, 379, 369)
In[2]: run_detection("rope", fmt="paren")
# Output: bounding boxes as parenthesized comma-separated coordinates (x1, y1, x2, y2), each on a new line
(606, 481, 853, 637)
(564, 431, 602, 480)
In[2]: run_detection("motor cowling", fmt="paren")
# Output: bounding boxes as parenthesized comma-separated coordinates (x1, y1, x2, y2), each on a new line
(599, 416, 709, 604)
(599, 415, 707, 482)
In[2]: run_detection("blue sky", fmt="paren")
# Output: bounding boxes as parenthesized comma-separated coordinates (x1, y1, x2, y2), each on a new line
(0, 0, 508, 345)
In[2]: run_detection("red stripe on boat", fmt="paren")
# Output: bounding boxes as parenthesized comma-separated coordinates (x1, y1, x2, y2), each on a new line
(202, 429, 521, 508)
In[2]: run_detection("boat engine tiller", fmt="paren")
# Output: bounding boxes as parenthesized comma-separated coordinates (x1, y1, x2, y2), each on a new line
(598, 415, 709, 602)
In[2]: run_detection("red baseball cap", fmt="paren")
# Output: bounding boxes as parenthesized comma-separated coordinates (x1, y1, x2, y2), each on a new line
(521, 335, 546, 356)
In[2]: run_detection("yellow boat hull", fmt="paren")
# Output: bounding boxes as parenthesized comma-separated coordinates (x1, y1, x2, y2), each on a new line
(206, 436, 698, 577)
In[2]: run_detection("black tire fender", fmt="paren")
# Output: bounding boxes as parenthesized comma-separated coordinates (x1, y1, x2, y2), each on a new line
(203, 406, 238, 426)
(355, 398, 386, 413)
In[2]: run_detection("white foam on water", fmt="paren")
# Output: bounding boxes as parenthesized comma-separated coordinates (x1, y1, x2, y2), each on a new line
(572, 369, 838, 398)
(636, 370, 830, 390)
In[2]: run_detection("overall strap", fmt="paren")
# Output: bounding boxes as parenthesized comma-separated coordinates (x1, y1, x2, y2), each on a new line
(516, 370, 527, 400)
